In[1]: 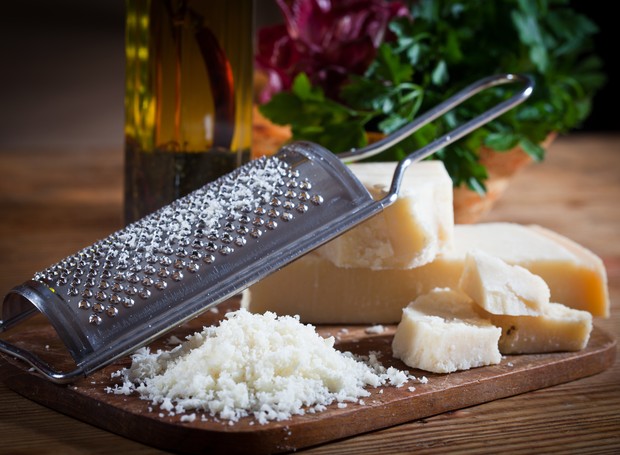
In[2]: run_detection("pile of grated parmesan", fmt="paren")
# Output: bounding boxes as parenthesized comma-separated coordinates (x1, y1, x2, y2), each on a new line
(107, 309, 418, 424)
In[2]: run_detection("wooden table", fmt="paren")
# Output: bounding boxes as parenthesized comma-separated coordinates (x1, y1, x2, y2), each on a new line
(0, 134, 618, 454)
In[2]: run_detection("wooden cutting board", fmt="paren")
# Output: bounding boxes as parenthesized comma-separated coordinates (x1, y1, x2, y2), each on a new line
(0, 299, 616, 454)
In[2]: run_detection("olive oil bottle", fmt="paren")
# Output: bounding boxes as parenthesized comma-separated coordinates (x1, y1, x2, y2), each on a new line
(124, 0, 254, 223)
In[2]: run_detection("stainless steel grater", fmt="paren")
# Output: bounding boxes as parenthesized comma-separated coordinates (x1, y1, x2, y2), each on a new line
(0, 74, 533, 383)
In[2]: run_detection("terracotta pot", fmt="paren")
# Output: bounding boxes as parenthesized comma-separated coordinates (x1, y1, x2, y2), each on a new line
(251, 106, 291, 159)
(453, 133, 556, 224)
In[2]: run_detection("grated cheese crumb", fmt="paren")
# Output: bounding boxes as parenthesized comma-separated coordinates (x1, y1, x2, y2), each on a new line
(108, 309, 412, 424)
(180, 413, 197, 423)
(166, 335, 183, 346)
(365, 325, 385, 334)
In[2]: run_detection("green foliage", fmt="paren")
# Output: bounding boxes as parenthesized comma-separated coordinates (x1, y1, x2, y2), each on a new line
(259, 0, 605, 191)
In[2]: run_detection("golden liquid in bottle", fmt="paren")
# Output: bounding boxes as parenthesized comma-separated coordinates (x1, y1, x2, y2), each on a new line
(124, 0, 253, 223)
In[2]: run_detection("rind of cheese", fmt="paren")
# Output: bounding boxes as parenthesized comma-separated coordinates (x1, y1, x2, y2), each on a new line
(477, 303, 593, 354)
(459, 250, 550, 316)
(392, 289, 502, 373)
(243, 223, 609, 323)
(315, 161, 454, 270)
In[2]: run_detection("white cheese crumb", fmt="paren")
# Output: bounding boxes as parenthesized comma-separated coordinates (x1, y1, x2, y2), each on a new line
(166, 335, 183, 346)
(180, 413, 197, 423)
(108, 309, 411, 425)
(365, 325, 385, 334)
(408, 386, 416, 392)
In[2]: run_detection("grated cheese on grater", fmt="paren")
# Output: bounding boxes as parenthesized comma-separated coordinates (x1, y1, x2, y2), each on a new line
(107, 308, 418, 424)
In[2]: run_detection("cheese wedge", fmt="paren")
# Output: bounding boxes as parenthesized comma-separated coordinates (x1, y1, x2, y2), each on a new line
(455, 224, 608, 317)
(457, 250, 592, 353)
(392, 289, 502, 373)
(243, 223, 609, 322)
(315, 161, 454, 269)
(459, 250, 550, 316)
(477, 303, 593, 354)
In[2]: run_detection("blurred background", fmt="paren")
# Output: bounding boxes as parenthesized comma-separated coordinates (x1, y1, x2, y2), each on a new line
(0, 0, 616, 153)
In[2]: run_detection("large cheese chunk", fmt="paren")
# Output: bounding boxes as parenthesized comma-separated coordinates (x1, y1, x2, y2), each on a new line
(478, 303, 593, 354)
(242, 252, 434, 324)
(392, 289, 502, 373)
(243, 223, 609, 323)
(459, 250, 550, 316)
(315, 161, 454, 269)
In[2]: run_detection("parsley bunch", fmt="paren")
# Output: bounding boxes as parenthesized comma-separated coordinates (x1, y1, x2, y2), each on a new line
(259, 0, 605, 191)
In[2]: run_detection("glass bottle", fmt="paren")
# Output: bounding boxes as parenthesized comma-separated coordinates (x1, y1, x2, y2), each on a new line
(124, 0, 254, 223)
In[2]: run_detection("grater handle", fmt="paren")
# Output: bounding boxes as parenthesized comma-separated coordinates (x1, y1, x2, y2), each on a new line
(0, 338, 85, 382)
(337, 73, 535, 202)
(387, 73, 534, 200)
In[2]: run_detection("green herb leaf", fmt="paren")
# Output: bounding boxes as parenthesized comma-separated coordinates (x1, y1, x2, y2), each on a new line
(484, 132, 520, 151)
(519, 137, 545, 161)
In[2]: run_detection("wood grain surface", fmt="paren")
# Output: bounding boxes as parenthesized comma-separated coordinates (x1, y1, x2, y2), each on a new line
(0, 134, 619, 454)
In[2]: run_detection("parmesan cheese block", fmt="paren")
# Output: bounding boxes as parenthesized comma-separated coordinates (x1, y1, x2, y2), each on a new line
(243, 223, 609, 322)
(459, 250, 550, 316)
(477, 303, 593, 354)
(242, 252, 440, 324)
(315, 161, 454, 269)
(392, 289, 502, 373)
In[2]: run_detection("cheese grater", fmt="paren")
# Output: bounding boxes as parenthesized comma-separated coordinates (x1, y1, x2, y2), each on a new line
(0, 74, 533, 383)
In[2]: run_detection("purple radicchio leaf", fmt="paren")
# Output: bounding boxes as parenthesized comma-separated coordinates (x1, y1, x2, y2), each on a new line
(256, 0, 410, 103)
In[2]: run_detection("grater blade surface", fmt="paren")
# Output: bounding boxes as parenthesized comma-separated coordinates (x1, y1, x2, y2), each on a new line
(1, 142, 381, 380)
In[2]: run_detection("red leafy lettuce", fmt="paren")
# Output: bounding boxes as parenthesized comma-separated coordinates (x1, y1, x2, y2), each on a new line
(255, 0, 410, 103)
